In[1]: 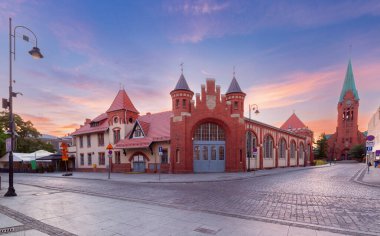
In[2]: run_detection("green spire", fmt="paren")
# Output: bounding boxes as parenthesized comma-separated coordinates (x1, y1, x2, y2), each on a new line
(339, 59, 359, 102)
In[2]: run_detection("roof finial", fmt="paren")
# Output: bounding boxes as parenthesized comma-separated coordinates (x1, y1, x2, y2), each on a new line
(293, 109, 295, 114)
(119, 82, 122, 90)
(349, 44, 352, 59)
(233, 65, 236, 77)
(180, 62, 184, 74)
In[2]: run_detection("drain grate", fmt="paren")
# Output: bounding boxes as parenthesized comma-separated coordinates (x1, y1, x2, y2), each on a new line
(194, 226, 220, 235)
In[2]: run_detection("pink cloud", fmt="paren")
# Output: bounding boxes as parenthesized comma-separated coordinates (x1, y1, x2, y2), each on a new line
(247, 68, 341, 109)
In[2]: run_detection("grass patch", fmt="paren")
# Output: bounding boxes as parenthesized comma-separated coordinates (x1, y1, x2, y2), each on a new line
(314, 159, 327, 166)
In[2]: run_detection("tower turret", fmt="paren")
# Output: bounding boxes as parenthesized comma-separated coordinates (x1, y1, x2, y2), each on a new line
(170, 73, 194, 116)
(226, 76, 245, 117)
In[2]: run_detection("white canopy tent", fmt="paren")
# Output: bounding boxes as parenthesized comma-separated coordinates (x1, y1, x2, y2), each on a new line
(0, 150, 54, 168)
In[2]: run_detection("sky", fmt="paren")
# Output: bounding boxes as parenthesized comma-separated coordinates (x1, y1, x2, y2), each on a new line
(0, 0, 379, 138)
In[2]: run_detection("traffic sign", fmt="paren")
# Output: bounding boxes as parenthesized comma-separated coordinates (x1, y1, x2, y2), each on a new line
(61, 142, 68, 161)
(366, 147, 373, 152)
(366, 140, 375, 148)
(367, 135, 375, 141)
(108, 150, 112, 155)
(106, 143, 113, 150)
(252, 147, 258, 156)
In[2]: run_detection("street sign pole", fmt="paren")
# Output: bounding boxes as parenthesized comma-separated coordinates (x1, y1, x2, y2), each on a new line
(366, 135, 375, 174)
(158, 146, 163, 182)
(106, 144, 113, 180)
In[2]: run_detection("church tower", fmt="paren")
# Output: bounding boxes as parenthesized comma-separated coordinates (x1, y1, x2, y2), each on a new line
(328, 59, 365, 160)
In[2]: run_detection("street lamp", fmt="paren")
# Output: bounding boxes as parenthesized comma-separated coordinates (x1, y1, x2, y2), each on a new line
(3, 18, 43, 197)
(247, 104, 260, 172)
(249, 104, 260, 120)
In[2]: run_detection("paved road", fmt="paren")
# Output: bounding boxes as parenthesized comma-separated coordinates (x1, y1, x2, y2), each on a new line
(2, 163, 380, 235)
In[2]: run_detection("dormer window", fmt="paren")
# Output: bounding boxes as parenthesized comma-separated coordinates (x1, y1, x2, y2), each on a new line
(133, 126, 143, 138)
(90, 122, 99, 127)
(113, 116, 119, 124)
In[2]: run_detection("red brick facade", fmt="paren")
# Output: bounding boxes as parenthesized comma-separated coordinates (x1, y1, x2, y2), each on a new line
(170, 77, 314, 173)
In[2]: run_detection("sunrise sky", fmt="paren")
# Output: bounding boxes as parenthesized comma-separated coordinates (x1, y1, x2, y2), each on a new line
(0, 0, 379, 138)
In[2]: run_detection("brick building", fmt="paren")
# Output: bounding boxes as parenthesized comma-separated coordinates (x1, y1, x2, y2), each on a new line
(70, 72, 314, 173)
(327, 59, 366, 160)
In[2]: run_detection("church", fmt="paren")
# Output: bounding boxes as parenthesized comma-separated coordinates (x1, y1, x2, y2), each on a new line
(70, 72, 314, 173)
(327, 60, 366, 160)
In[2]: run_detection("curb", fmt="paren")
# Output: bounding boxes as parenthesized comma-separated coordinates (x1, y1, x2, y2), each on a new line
(6, 164, 335, 184)
(353, 166, 380, 188)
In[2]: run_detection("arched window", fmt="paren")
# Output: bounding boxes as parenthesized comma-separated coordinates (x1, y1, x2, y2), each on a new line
(194, 123, 225, 141)
(299, 143, 304, 159)
(279, 138, 286, 159)
(264, 135, 273, 159)
(290, 141, 296, 159)
(246, 131, 257, 158)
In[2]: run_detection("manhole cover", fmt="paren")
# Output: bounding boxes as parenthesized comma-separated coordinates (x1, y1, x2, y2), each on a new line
(194, 226, 220, 235)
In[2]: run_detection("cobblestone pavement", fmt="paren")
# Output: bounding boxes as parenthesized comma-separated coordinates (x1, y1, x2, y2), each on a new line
(0, 205, 76, 236)
(2, 163, 380, 235)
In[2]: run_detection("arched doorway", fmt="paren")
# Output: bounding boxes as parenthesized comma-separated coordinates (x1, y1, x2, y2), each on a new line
(132, 153, 146, 172)
(193, 122, 225, 172)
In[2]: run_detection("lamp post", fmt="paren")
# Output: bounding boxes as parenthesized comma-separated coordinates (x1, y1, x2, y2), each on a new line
(3, 18, 43, 197)
(247, 104, 259, 172)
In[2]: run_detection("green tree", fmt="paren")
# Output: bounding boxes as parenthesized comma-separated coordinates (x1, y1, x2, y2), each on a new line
(314, 133, 328, 159)
(349, 144, 366, 161)
(0, 112, 55, 153)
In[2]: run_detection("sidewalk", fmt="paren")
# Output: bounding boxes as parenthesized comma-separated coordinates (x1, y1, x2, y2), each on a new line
(0, 184, 345, 236)
(358, 165, 380, 187)
(7, 164, 333, 184)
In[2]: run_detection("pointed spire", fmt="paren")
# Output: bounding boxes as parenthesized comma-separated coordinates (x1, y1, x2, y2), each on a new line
(339, 59, 359, 102)
(226, 76, 243, 94)
(173, 63, 191, 91)
(107, 89, 139, 114)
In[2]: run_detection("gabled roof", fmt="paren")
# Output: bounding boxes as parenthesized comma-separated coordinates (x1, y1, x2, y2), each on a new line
(129, 120, 150, 138)
(280, 113, 307, 130)
(226, 77, 243, 94)
(173, 73, 191, 91)
(107, 89, 139, 113)
(115, 111, 172, 148)
(339, 59, 359, 102)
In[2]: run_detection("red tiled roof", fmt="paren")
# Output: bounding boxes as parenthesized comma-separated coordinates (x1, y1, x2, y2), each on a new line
(280, 113, 307, 130)
(138, 121, 150, 136)
(92, 113, 108, 122)
(116, 111, 172, 148)
(71, 118, 109, 136)
(116, 137, 153, 149)
(106, 89, 139, 114)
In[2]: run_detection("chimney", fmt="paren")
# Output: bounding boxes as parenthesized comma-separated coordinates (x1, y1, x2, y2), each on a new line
(146, 112, 151, 115)
(85, 118, 91, 124)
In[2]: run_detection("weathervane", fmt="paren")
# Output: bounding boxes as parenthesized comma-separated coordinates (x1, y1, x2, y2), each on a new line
(180, 62, 184, 74)
(233, 65, 236, 77)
